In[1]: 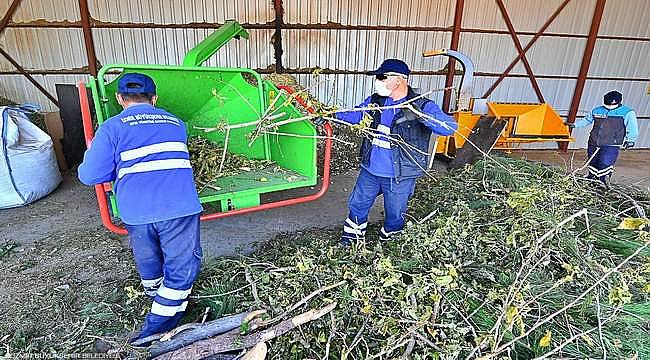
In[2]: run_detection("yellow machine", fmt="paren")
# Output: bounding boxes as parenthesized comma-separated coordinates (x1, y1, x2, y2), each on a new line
(423, 49, 573, 166)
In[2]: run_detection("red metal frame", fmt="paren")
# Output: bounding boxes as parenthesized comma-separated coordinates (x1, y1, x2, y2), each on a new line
(77, 82, 332, 235)
(78, 0, 98, 76)
(442, 0, 464, 113)
(564, 0, 607, 151)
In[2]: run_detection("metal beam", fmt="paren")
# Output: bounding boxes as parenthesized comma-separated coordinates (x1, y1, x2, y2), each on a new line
(0, 47, 59, 107)
(564, 0, 607, 150)
(272, 0, 284, 72)
(0, 0, 22, 36)
(442, 0, 464, 113)
(4, 19, 650, 42)
(1, 67, 648, 83)
(483, 0, 571, 98)
(78, 0, 98, 76)
(495, 0, 545, 103)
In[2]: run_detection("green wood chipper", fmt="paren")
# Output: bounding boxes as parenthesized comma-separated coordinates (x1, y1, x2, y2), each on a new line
(78, 21, 332, 235)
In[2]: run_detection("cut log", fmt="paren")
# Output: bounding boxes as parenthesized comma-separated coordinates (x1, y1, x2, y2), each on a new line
(148, 310, 266, 357)
(153, 302, 337, 360)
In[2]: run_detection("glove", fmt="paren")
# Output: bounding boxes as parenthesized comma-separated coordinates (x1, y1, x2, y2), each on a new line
(563, 121, 575, 129)
(623, 141, 635, 150)
(313, 116, 327, 126)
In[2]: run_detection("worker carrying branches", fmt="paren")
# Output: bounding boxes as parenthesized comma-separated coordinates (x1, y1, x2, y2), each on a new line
(78, 73, 203, 347)
(567, 90, 639, 184)
(317, 59, 458, 246)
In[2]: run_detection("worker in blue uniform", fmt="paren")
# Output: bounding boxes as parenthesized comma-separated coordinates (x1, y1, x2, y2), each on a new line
(78, 73, 203, 346)
(567, 90, 638, 184)
(317, 59, 457, 245)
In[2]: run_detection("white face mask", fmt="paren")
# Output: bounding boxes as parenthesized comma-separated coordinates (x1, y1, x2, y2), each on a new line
(374, 79, 393, 97)
(603, 104, 619, 110)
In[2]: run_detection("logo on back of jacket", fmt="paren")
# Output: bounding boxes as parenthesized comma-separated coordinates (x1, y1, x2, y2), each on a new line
(120, 113, 182, 126)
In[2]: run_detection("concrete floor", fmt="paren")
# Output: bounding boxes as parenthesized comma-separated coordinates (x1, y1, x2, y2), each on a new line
(2, 149, 648, 258)
(0, 168, 384, 258)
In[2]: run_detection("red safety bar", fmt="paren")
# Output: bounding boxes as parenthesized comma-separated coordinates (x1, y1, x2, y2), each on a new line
(77, 82, 332, 235)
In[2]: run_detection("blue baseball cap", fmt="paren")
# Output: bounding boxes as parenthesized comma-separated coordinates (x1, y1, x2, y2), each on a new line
(117, 73, 157, 94)
(367, 59, 411, 77)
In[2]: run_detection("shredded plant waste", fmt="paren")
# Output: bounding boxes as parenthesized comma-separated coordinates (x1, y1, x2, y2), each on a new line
(2, 156, 649, 359)
(188, 136, 276, 190)
(185, 156, 650, 359)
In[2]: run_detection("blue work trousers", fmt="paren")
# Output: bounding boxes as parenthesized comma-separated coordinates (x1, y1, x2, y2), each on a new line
(342, 168, 416, 244)
(587, 145, 619, 183)
(125, 213, 202, 340)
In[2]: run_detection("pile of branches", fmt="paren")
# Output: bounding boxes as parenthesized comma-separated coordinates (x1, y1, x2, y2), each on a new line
(152, 156, 649, 359)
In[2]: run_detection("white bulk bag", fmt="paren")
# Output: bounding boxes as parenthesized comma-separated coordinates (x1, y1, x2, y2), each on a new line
(0, 106, 62, 208)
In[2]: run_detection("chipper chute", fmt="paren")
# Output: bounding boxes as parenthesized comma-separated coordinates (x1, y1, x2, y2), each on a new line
(423, 49, 573, 168)
(78, 21, 332, 235)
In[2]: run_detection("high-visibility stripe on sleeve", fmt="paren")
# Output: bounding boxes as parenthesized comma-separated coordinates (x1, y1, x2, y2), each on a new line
(120, 141, 188, 161)
(151, 300, 188, 317)
(157, 285, 192, 301)
(117, 159, 192, 179)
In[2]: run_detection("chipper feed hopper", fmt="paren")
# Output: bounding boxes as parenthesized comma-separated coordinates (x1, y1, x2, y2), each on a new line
(423, 49, 573, 167)
(78, 21, 332, 235)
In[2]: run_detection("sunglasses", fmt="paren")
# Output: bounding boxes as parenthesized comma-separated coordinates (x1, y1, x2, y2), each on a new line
(375, 74, 388, 81)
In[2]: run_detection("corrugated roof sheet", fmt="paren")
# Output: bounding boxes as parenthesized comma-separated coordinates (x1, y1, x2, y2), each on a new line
(461, 0, 595, 34)
(600, 0, 650, 37)
(92, 28, 274, 68)
(4, 0, 81, 22)
(284, 0, 454, 27)
(89, 0, 273, 24)
(0, 0, 647, 148)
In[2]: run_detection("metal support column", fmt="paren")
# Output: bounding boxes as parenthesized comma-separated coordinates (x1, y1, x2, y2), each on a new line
(442, 0, 464, 113)
(563, 0, 607, 151)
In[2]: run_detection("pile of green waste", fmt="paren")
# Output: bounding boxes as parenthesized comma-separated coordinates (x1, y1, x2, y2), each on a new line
(188, 136, 275, 190)
(189, 156, 650, 359)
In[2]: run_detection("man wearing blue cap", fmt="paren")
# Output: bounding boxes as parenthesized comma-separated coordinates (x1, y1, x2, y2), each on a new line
(78, 73, 203, 346)
(319, 59, 457, 245)
(567, 90, 638, 184)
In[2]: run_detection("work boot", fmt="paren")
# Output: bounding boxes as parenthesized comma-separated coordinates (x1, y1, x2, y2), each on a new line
(339, 235, 364, 247)
(379, 227, 400, 242)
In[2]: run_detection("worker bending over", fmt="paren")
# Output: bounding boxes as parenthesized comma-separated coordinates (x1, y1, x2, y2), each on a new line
(78, 73, 203, 346)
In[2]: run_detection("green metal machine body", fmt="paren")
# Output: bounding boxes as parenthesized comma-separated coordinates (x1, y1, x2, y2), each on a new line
(87, 21, 318, 215)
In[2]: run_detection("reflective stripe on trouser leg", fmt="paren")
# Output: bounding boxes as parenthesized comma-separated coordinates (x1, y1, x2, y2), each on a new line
(141, 276, 163, 297)
(137, 214, 202, 339)
(342, 217, 368, 241)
